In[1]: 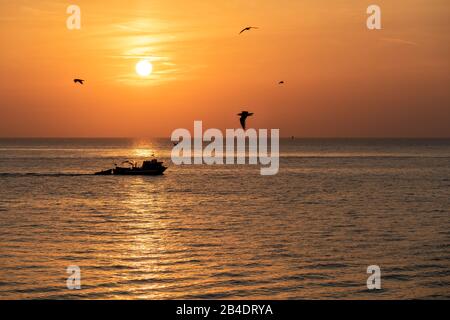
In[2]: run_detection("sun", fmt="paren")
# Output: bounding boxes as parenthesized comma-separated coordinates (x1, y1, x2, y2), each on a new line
(136, 60, 153, 77)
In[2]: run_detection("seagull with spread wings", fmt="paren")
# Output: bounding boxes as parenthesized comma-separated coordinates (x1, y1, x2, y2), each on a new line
(239, 26, 259, 35)
(73, 79, 85, 85)
(238, 111, 254, 130)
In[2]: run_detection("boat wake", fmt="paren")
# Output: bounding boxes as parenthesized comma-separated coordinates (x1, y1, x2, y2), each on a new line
(0, 173, 93, 177)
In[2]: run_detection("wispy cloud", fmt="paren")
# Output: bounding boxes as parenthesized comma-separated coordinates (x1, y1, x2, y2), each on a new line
(380, 38, 419, 46)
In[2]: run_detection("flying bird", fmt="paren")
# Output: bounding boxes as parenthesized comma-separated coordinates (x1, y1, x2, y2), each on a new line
(239, 26, 259, 35)
(238, 111, 254, 130)
(278, 81, 285, 85)
(73, 79, 85, 85)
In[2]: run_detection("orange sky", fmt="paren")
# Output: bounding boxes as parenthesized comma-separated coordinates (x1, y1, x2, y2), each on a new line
(0, 0, 449, 137)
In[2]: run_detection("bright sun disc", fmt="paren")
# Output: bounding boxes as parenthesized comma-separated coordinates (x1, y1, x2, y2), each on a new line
(136, 60, 153, 77)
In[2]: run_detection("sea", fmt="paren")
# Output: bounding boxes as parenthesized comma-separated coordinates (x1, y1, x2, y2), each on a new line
(0, 138, 449, 299)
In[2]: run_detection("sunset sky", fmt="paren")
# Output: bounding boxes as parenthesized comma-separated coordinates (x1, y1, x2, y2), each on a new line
(0, 0, 449, 137)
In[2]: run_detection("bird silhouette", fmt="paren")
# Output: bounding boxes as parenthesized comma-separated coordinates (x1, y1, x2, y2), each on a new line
(238, 111, 254, 130)
(278, 81, 285, 85)
(73, 79, 85, 85)
(239, 26, 259, 35)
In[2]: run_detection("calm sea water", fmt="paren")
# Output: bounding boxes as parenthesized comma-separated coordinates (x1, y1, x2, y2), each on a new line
(0, 138, 449, 299)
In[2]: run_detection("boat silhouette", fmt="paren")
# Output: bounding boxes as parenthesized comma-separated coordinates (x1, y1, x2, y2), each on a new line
(95, 159, 167, 176)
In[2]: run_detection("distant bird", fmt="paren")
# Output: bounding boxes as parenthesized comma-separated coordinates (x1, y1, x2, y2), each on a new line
(238, 111, 254, 130)
(239, 26, 259, 35)
(278, 81, 285, 85)
(73, 79, 85, 85)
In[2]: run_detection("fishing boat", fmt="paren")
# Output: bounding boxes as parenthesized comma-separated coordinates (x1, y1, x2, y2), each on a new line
(95, 159, 167, 176)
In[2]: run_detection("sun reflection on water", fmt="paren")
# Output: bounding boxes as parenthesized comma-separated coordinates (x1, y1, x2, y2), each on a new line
(133, 148, 156, 158)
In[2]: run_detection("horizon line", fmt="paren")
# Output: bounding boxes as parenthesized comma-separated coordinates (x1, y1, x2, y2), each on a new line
(0, 136, 449, 140)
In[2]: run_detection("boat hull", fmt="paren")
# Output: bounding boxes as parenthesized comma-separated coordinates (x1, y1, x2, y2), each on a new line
(94, 169, 113, 175)
(112, 168, 167, 176)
